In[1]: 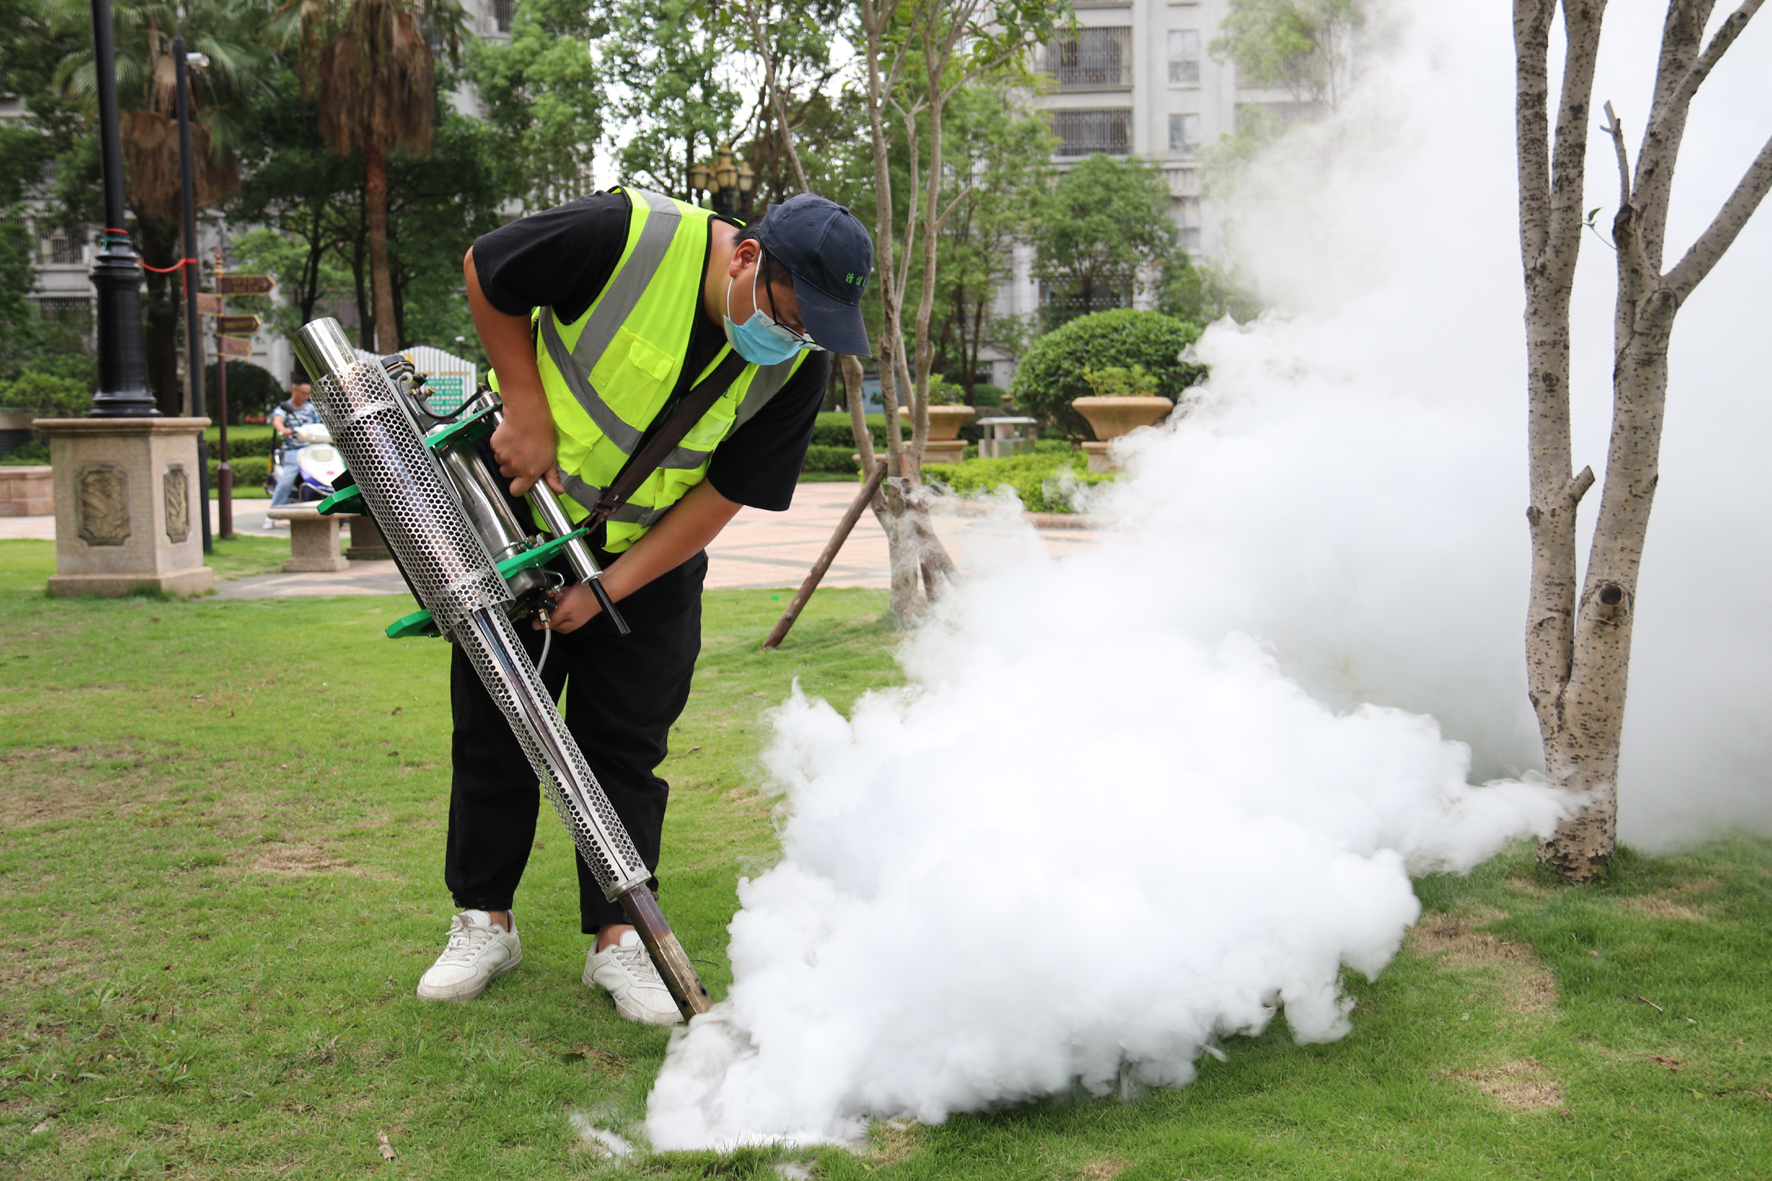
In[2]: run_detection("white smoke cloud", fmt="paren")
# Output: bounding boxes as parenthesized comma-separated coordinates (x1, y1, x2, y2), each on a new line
(644, 0, 1771, 1149)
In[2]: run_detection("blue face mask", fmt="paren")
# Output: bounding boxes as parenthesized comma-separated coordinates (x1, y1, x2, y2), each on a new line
(723, 267, 812, 366)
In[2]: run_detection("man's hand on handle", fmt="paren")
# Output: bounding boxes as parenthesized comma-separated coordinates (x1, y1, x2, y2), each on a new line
(489, 415, 562, 498)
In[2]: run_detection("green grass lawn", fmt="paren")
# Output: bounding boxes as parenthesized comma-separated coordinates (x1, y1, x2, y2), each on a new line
(0, 537, 1767, 1179)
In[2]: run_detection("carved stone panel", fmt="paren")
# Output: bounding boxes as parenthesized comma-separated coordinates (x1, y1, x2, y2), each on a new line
(76, 462, 131, 547)
(163, 462, 191, 544)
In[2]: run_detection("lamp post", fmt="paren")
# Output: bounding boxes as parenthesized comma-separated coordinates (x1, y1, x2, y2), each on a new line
(85, 0, 156, 418)
(688, 143, 757, 220)
(174, 34, 215, 551)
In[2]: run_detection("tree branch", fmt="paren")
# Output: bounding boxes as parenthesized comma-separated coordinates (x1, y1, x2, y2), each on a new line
(934, 183, 973, 233)
(1666, 130, 1772, 300)
(1602, 100, 1630, 207)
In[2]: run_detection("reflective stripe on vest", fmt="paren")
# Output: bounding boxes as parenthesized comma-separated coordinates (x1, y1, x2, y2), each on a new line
(532, 188, 808, 551)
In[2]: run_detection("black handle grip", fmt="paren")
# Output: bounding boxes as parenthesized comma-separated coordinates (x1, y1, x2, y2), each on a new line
(589, 577, 630, 635)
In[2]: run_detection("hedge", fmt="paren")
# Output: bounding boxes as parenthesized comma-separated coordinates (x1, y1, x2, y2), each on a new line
(923, 449, 1113, 515)
(1009, 309, 1204, 439)
(209, 456, 272, 492)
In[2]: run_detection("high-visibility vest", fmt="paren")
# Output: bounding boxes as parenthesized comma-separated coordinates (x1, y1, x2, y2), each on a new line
(533, 188, 809, 552)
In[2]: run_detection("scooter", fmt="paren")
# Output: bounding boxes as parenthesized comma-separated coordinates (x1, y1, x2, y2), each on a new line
(279, 424, 349, 501)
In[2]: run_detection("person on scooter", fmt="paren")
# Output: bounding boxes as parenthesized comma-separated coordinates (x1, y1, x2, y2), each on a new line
(413, 189, 872, 1024)
(265, 373, 321, 525)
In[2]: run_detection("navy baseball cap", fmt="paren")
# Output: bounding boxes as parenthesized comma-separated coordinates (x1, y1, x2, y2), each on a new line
(756, 194, 875, 357)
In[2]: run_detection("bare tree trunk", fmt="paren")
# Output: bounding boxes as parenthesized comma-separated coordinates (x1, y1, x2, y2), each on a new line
(365, 138, 398, 353)
(1519, 0, 1772, 880)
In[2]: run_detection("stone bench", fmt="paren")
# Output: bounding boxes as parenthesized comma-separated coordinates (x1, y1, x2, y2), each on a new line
(0, 465, 53, 517)
(266, 505, 350, 572)
(266, 505, 393, 571)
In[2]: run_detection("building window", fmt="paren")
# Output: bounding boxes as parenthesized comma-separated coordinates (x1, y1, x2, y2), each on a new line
(1167, 30, 1201, 84)
(1041, 27, 1133, 90)
(40, 228, 81, 266)
(491, 0, 513, 32)
(1167, 113, 1201, 156)
(1175, 197, 1202, 252)
(1052, 109, 1132, 156)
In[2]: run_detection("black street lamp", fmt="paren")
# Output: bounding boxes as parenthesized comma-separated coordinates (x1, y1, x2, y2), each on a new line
(688, 143, 757, 220)
(85, 0, 156, 418)
(174, 33, 214, 552)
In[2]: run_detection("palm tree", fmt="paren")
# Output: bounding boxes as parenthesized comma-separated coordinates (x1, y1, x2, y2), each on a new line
(274, 0, 464, 353)
(57, 0, 264, 412)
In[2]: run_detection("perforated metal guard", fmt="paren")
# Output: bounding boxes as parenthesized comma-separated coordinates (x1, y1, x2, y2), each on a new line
(293, 317, 651, 900)
(458, 611, 651, 898)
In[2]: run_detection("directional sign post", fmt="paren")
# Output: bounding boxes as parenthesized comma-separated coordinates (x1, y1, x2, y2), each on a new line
(195, 292, 223, 317)
(215, 335, 254, 359)
(215, 274, 274, 296)
(215, 314, 261, 335)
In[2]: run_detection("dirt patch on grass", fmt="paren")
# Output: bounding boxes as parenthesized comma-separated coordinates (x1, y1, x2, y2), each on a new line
(1621, 896, 1708, 921)
(0, 745, 174, 828)
(234, 842, 359, 877)
(1457, 1058, 1565, 1112)
(1407, 907, 1557, 1016)
(1080, 1161, 1130, 1180)
(868, 1119, 925, 1166)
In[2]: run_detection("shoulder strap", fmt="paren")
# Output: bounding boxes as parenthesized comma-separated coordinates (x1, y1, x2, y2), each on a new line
(583, 350, 751, 527)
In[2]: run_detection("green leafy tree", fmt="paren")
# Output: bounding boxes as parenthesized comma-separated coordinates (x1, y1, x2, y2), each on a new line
(602, 0, 738, 197)
(230, 60, 361, 337)
(467, 0, 604, 211)
(1030, 153, 1177, 330)
(1210, 0, 1360, 110)
(1009, 308, 1203, 438)
(1158, 250, 1262, 324)
(273, 0, 466, 352)
(924, 83, 1052, 399)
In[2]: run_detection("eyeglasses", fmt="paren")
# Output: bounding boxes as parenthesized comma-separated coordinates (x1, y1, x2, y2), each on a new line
(759, 259, 821, 352)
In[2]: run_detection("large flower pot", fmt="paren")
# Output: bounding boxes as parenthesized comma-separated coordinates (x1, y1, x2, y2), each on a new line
(1070, 395, 1173, 473)
(900, 404, 976, 464)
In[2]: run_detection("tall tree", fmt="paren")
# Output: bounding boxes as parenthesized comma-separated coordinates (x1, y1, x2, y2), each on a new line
(1030, 152, 1178, 330)
(467, 0, 603, 212)
(601, 0, 738, 198)
(1210, 0, 1360, 111)
(274, 0, 464, 353)
(55, 0, 263, 411)
(924, 82, 1051, 397)
(1516, 0, 1772, 880)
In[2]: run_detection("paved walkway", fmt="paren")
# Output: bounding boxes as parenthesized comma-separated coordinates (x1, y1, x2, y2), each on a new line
(1, 483, 1104, 600)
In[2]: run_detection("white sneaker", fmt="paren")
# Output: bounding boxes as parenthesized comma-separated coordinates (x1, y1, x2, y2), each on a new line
(584, 930, 682, 1026)
(261, 515, 277, 529)
(416, 910, 521, 1002)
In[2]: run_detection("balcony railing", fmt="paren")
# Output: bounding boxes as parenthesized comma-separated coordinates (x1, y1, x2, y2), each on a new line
(1052, 109, 1132, 157)
(1040, 28, 1133, 90)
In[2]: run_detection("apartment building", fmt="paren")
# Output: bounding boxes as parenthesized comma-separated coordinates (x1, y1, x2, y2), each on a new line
(984, 0, 1312, 382)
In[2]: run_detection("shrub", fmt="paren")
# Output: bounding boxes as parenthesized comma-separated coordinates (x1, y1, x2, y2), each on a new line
(210, 456, 271, 491)
(800, 444, 862, 476)
(1010, 309, 1204, 438)
(0, 371, 94, 419)
(1082, 363, 1160, 398)
(970, 383, 1009, 410)
(811, 412, 889, 449)
(204, 425, 277, 459)
(923, 449, 1114, 514)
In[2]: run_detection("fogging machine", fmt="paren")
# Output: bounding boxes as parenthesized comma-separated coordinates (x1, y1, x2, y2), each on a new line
(291, 316, 722, 1022)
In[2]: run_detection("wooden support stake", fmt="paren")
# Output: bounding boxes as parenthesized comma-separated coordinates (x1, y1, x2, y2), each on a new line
(763, 460, 890, 649)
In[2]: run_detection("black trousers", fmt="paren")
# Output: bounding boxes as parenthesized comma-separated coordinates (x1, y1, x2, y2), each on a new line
(444, 549, 706, 933)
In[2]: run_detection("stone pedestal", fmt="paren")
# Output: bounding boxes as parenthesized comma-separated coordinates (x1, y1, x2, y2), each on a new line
(0, 466, 54, 516)
(1071, 396, 1173, 474)
(35, 417, 214, 597)
(268, 504, 349, 572)
(344, 512, 391, 560)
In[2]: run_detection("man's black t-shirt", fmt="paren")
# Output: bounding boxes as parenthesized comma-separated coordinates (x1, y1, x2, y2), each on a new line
(471, 190, 830, 513)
